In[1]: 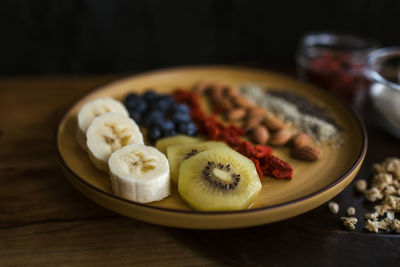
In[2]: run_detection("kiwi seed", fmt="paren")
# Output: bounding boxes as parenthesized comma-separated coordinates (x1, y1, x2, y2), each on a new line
(201, 161, 241, 190)
(184, 149, 199, 159)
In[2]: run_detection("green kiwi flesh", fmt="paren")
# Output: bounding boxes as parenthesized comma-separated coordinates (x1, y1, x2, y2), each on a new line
(177, 146, 262, 211)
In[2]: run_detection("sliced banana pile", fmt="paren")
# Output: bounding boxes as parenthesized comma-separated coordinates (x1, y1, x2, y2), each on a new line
(76, 97, 170, 203)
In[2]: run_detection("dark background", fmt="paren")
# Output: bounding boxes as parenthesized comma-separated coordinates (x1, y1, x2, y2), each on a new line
(1, 0, 399, 74)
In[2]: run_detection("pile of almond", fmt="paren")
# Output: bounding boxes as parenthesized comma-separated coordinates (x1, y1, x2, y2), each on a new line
(194, 81, 323, 161)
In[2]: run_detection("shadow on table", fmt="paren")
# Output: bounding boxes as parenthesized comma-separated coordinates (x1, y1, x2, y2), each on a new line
(166, 205, 400, 266)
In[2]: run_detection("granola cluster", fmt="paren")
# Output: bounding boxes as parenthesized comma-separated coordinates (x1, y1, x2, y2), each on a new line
(328, 201, 358, 229)
(328, 201, 339, 214)
(356, 157, 400, 233)
(341, 216, 358, 230)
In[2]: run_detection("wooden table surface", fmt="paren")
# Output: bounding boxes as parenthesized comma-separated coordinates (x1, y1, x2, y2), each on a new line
(1, 74, 400, 266)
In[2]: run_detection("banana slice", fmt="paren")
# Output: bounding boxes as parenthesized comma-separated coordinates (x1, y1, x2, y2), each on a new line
(108, 144, 170, 203)
(86, 112, 144, 171)
(77, 97, 129, 149)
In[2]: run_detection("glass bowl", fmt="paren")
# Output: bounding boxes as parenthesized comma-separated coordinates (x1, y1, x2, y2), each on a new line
(366, 46, 400, 138)
(297, 32, 379, 104)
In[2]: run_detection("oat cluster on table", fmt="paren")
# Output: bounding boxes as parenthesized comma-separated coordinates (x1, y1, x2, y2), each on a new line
(328, 201, 339, 214)
(346, 206, 355, 216)
(328, 201, 358, 230)
(328, 157, 400, 233)
(341, 216, 358, 230)
(357, 157, 400, 233)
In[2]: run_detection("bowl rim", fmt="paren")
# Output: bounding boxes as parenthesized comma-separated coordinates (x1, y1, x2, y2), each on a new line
(299, 31, 380, 50)
(55, 65, 368, 216)
(366, 46, 400, 92)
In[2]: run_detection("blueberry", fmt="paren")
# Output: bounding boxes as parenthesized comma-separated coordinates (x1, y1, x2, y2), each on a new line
(146, 96, 173, 112)
(143, 90, 158, 103)
(147, 103, 163, 113)
(125, 93, 141, 105)
(125, 94, 147, 113)
(146, 125, 162, 144)
(129, 111, 142, 125)
(171, 112, 191, 124)
(170, 103, 190, 114)
(142, 110, 164, 127)
(129, 100, 148, 114)
(177, 122, 197, 136)
(145, 103, 159, 113)
(156, 95, 174, 111)
(164, 128, 177, 137)
(159, 120, 175, 133)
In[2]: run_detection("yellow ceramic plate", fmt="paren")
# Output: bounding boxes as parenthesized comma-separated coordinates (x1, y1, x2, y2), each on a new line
(56, 66, 367, 229)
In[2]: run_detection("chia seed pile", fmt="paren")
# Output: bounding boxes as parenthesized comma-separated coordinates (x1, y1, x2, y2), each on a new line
(240, 84, 341, 143)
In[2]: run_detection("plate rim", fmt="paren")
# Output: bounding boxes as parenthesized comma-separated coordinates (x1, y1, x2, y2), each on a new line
(55, 65, 368, 216)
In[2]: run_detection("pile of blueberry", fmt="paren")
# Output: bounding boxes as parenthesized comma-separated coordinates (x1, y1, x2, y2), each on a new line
(125, 90, 197, 143)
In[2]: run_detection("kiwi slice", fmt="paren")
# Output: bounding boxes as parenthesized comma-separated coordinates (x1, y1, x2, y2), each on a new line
(167, 141, 228, 183)
(177, 146, 262, 211)
(155, 135, 201, 154)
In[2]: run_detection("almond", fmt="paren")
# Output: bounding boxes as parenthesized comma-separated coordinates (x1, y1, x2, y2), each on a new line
(269, 128, 292, 146)
(264, 114, 285, 131)
(223, 86, 239, 98)
(251, 125, 269, 145)
(219, 98, 234, 110)
(210, 86, 223, 103)
(211, 89, 234, 111)
(214, 82, 229, 93)
(227, 108, 247, 121)
(245, 115, 264, 131)
(291, 146, 322, 161)
(232, 95, 255, 109)
(249, 107, 266, 117)
(193, 81, 213, 95)
(291, 133, 310, 148)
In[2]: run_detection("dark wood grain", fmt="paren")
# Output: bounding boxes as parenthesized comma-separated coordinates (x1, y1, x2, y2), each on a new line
(0, 217, 224, 266)
(1, 74, 399, 266)
(0, 76, 117, 228)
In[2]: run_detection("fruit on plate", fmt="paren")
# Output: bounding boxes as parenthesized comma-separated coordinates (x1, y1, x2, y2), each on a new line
(77, 97, 129, 149)
(86, 112, 144, 171)
(178, 146, 262, 211)
(108, 144, 170, 203)
(155, 135, 202, 154)
(124, 91, 197, 143)
(166, 141, 228, 183)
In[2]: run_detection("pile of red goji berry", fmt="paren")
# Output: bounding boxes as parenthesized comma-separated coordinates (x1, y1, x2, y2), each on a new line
(173, 89, 293, 180)
(302, 49, 368, 103)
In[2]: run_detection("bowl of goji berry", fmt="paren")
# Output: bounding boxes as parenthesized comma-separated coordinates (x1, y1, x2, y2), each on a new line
(296, 32, 379, 105)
